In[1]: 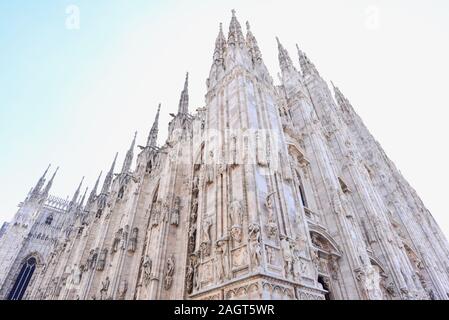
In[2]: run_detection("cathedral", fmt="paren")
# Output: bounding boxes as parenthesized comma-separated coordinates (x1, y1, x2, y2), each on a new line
(1, 11, 448, 300)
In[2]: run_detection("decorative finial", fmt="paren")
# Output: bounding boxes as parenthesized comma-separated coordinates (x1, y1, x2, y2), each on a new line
(219, 22, 223, 32)
(231, 9, 236, 17)
(276, 36, 280, 45)
(246, 21, 250, 31)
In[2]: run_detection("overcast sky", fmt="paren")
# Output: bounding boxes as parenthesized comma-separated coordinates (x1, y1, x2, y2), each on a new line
(0, 0, 448, 238)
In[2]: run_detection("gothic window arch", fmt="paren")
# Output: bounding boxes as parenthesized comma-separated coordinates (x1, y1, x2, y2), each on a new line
(7, 256, 37, 300)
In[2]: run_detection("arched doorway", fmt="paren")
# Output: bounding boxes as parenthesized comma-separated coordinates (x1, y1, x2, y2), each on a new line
(7, 257, 37, 300)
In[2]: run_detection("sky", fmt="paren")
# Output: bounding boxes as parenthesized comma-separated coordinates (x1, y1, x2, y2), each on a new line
(0, 0, 448, 238)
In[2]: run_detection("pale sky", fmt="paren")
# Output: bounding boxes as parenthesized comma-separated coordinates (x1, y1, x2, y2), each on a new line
(0, 0, 448, 238)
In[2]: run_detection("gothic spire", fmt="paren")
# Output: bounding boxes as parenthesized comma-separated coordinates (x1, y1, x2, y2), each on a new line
(296, 44, 319, 76)
(71, 176, 84, 205)
(276, 37, 296, 73)
(228, 9, 245, 47)
(42, 167, 59, 198)
(78, 186, 88, 208)
(101, 153, 117, 194)
(87, 171, 102, 204)
(246, 21, 262, 64)
(331, 81, 352, 113)
(213, 23, 227, 65)
(147, 103, 161, 147)
(32, 164, 51, 195)
(121, 132, 137, 174)
(177, 73, 189, 114)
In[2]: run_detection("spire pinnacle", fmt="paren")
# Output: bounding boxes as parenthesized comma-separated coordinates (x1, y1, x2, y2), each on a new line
(277, 37, 296, 72)
(213, 23, 227, 66)
(79, 186, 88, 208)
(101, 153, 118, 194)
(147, 103, 161, 147)
(121, 132, 137, 174)
(177, 73, 189, 114)
(42, 167, 59, 197)
(71, 176, 84, 204)
(33, 164, 51, 195)
(246, 21, 263, 64)
(228, 10, 245, 47)
(296, 44, 319, 76)
(87, 171, 102, 204)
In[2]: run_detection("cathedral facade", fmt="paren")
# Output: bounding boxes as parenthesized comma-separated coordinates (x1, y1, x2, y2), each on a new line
(1, 11, 449, 300)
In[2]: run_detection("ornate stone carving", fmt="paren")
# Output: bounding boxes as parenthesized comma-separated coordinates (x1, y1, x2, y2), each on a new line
(164, 254, 175, 290)
(265, 192, 278, 239)
(188, 223, 197, 253)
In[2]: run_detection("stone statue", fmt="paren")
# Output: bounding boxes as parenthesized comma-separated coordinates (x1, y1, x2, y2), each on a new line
(170, 197, 181, 226)
(72, 264, 83, 285)
(188, 223, 197, 253)
(142, 255, 152, 287)
(215, 240, 226, 281)
(200, 217, 212, 257)
(164, 254, 175, 290)
(248, 224, 262, 268)
(185, 255, 195, 294)
(280, 235, 293, 277)
(151, 201, 161, 228)
(230, 225, 243, 243)
(192, 175, 200, 195)
(229, 200, 242, 227)
(117, 280, 128, 300)
(88, 248, 98, 270)
(120, 225, 129, 250)
(112, 228, 123, 252)
(99, 276, 110, 300)
(365, 264, 383, 300)
(128, 227, 138, 252)
(265, 192, 278, 239)
(191, 198, 198, 222)
(97, 248, 108, 271)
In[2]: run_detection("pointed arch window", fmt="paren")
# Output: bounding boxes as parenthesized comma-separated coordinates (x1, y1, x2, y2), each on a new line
(7, 257, 37, 300)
